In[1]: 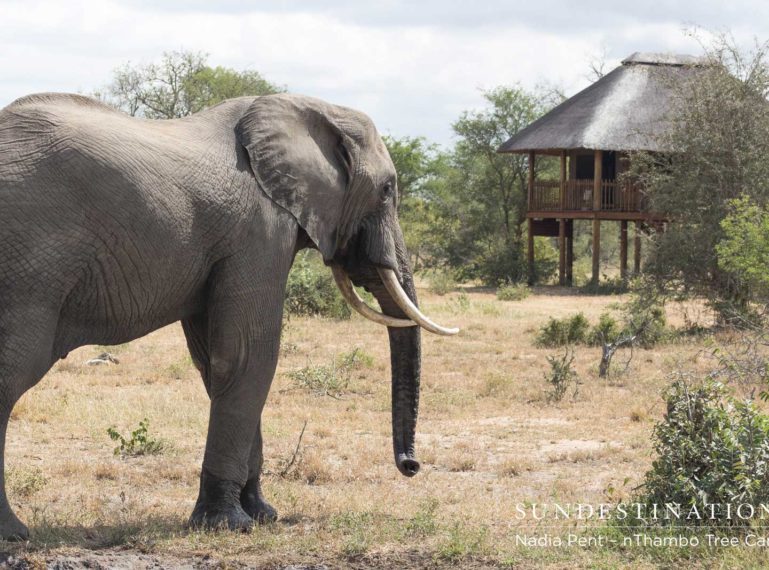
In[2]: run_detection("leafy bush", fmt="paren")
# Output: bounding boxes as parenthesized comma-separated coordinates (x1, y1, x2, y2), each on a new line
(544, 349, 579, 402)
(467, 236, 557, 287)
(623, 295, 669, 348)
(427, 269, 456, 296)
(535, 313, 590, 347)
(284, 250, 350, 319)
(716, 196, 769, 303)
(578, 276, 629, 296)
(587, 313, 621, 346)
(107, 418, 166, 457)
(337, 346, 374, 371)
(638, 378, 769, 527)
(288, 347, 373, 397)
(496, 283, 530, 302)
(288, 362, 350, 398)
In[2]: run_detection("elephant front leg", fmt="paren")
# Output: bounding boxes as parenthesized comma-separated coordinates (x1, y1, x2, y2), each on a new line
(186, 303, 284, 530)
(240, 418, 277, 523)
(189, 383, 260, 531)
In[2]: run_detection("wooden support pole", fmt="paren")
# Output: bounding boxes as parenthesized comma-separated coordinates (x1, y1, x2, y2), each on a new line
(527, 151, 535, 209)
(593, 149, 603, 211)
(559, 150, 567, 210)
(591, 219, 601, 285)
(591, 149, 603, 286)
(558, 218, 566, 286)
(620, 220, 628, 281)
(634, 221, 642, 274)
(527, 218, 535, 285)
(566, 230, 574, 285)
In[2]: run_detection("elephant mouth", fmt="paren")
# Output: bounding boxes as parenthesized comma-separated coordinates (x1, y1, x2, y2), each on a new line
(331, 265, 459, 336)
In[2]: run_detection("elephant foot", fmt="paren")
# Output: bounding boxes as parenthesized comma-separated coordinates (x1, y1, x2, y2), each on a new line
(240, 478, 278, 523)
(188, 472, 254, 532)
(0, 513, 29, 542)
(188, 504, 254, 531)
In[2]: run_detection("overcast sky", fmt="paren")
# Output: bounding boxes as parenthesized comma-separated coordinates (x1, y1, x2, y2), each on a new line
(1, 1, 766, 145)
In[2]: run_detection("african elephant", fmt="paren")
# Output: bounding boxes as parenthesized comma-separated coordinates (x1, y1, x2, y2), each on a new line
(0, 92, 458, 539)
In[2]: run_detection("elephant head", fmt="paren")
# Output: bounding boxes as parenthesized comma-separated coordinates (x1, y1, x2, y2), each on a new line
(236, 94, 458, 477)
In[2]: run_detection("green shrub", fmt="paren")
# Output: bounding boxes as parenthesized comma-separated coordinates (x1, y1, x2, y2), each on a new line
(544, 349, 579, 402)
(337, 346, 374, 370)
(623, 299, 669, 348)
(496, 283, 530, 302)
(107, 418, 166, 457)
(638, 378, 769, 527)
(587, 312, 622, 346)
(285, 250, 350, 319)
(535, 313, 590, 347)
(288, 362, 350, 398)
(288, 347, 372, 397)
(427, 269, 456, 296)
(578, 276, 629, 295)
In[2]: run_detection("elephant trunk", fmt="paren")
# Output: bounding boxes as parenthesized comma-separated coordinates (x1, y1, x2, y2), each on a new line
(387, 291, 421, 477)
(364, 248, 421, 477)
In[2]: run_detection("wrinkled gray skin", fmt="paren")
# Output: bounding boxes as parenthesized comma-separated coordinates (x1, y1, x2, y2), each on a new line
(0, 93, 421, 539)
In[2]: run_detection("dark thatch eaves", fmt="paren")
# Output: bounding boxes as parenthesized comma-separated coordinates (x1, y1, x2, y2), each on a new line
(497, 52, 706, 155)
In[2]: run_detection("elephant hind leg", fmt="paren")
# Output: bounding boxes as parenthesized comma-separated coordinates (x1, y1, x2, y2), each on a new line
(0, 305, 60, 540)
(0, 418, 28, 541)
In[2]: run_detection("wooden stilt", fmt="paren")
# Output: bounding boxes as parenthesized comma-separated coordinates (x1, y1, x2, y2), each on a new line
(558, 218, 566, 286)
(566, 223, 574, 286)
(591, 219, 601, 285)
(620, 220, 628, 281)
(591, 150, 603, 285)
(528, 151, 535, 209)
(527, 151, 536, 285)
(593, 150, 603, 211)
(527, 218, 535, 285)
(559, 150, 567, 210)
(634, 221, 642, 274)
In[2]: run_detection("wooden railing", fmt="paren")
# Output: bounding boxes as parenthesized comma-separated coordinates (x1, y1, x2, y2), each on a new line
(530, 179, 645, 212)
(530, 180, 560, 210)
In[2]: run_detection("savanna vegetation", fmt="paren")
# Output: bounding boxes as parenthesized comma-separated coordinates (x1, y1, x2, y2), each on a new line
(9, 36, 769, 568)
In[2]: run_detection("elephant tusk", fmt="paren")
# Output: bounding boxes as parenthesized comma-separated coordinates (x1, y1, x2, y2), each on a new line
(377, 268, 460, 336)
(331, 266, 417, 328)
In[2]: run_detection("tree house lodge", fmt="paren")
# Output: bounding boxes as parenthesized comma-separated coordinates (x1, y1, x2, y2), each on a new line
(498, 52, 702, 285)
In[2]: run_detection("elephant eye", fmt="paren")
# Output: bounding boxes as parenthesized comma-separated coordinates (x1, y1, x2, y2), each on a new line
(382, 181, 394, 202)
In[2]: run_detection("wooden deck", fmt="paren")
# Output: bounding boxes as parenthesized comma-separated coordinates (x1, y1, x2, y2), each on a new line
(527, 178, 659, 219)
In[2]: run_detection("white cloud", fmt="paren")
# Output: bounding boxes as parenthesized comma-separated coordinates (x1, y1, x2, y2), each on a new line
(0, 1, 767, 145)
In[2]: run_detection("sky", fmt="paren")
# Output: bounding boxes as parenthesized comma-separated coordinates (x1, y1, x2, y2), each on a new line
(1, 0, 767, 146)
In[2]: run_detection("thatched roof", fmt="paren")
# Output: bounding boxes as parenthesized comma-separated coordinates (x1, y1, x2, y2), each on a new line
(498, 52, 705, 154)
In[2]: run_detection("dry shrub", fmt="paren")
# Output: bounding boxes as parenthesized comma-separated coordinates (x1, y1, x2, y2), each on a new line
(7, 466, 48, 498)
(445, 451, 476, 473)
(496, 458, 533, 478)
(629, 408, 648, 422)
(94, 463, 120, 481)
(477, 373, 512, 398)
(292, 449, 333, 485)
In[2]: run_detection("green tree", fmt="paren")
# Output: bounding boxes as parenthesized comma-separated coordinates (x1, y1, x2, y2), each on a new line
(717, 196, 769, 304)
(635, 36, 769, 320)
(382, 135, 448, 270)
(428, 86, 560, 285)
(101, 50, 283, 119)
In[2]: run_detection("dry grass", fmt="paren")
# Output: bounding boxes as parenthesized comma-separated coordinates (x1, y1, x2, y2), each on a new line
(0, 285, 757, 567)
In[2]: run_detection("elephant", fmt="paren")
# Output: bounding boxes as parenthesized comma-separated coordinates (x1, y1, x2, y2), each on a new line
(0, 92, 458, 540)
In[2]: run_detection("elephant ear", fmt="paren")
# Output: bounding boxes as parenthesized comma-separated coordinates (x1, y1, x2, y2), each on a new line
(236, 94, 354, 260)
